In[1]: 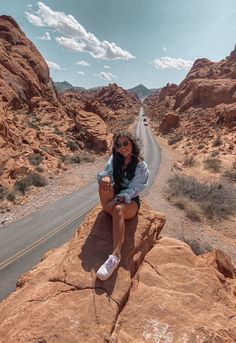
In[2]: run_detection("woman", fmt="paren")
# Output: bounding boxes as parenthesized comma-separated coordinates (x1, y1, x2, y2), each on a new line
(96, 130, 149, 280)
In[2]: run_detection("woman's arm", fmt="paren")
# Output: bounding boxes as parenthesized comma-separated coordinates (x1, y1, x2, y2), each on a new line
(115, 161, 149, 203)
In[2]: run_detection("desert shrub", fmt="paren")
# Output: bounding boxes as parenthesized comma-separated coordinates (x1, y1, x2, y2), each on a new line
(14, 178, 31, 195)
(69, 154, 81, 164)
(28, 122, 40, 130)
(211, 151, 219, 157)
(197, 143, 205, 150)
(203, 158, 221, 172)
(14, 172, 48, 195)
(29, 153, 43, 166)
(183, 155, 196, 167)
(212, 137, 222, 147)
(167, 134, 183, 145)
(81, 153, 95, 163)
(166, 173, 236, 219)
(54, 128, 64, 136)
(67, 140, 79, 152)
(0, 186, 7, 200)
(27, 172, 48, 187)
(7, 191, 16, 202)
(35, 165, 44, 173)
(182, 238, 212, 255)
(223, 161, 236, 182)
(171, 196, 202, 221)
(228, 143, 234, 151)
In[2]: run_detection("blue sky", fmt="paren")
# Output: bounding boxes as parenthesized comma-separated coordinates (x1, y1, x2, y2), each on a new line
(1, 0, 236, 89)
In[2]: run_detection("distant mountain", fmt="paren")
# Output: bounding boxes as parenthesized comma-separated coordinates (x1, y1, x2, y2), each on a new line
(128, 84, 157, 99)
(54, 81, 86, 92)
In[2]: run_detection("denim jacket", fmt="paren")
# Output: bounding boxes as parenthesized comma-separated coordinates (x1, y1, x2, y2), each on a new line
(97, 155, 149, 203)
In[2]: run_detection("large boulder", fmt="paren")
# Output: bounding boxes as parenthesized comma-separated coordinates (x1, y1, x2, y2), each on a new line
(111, 237, 236, 342)
(0, 201, 165, 342)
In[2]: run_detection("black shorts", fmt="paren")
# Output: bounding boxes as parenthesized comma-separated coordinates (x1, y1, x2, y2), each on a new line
(131, 196, 140, 209)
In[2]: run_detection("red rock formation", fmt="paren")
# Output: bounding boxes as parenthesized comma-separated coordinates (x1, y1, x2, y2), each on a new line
(159, 112, 180, 135)
(111, 237, 236, 342)
(0, 17, 139, 201)
(144, 45, 236, 150)
(0, 201, 165, 342)
(0, 203, 235, 342)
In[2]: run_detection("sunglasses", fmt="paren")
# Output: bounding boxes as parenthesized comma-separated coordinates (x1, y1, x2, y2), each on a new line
(115, 140, 130, 149)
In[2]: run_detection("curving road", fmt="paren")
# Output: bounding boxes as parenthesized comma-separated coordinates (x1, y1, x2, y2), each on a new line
(0, 106, 161, 301)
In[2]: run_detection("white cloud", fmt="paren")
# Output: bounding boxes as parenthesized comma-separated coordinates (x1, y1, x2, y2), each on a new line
(25, 12, 44, 26)
(77, 71, 85, 75)
(95, 72, 117, 81)
(153, 57, 194, 70)
(104, 65, 111, 69)
(39, 31, 51, 40)
(162, 46, 167, 52)
(76, 60, 90, 67)
(25, 2, 135, 60)
(46, 60, 61, 70)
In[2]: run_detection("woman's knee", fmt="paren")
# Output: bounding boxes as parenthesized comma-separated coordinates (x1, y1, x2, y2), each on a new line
(112, 204, 125, 216)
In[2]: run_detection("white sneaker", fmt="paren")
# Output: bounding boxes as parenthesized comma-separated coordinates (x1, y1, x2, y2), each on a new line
(96, 255, 121, 280)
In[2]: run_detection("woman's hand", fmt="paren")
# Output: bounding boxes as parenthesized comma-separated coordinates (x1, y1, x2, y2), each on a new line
(100, 176, 112, 192)
(104, 199, 116, 210)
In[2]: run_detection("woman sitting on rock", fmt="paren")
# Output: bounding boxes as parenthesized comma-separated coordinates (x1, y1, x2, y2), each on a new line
(96, 130, 149, 280)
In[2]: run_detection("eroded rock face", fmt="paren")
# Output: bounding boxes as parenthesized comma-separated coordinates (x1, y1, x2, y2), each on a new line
(0, 15, 58, 108)
(111, 237, 236, 342)
(0, 201, 165, 342)
(159, 112, 180, 135)
(144, 45, 236, 149)
(0, 16, 139, 199)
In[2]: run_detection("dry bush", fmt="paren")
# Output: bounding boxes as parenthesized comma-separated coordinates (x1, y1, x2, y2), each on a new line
(166, 173, 236, 220)
(223, 160, 236, 182)
(203, 158, 221, 172)
(167, 133, 183, 145)
(183, 155, 196, 167)
(182, 238, 212, 255)
(29, 153, 43, 166)
(212, 137, 222, 147)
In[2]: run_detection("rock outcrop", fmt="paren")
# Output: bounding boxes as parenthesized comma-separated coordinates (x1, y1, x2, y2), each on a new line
(144, 45, 236, 155)
(0, 16, 140, 205)
(0, 201, 236, 342)
(0, 201, 165, 342)
(111, 237, 236, 342)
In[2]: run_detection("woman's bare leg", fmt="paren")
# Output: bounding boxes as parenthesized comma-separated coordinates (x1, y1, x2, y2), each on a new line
(112, 201, 138, 258)
(99, 183, 138, 258)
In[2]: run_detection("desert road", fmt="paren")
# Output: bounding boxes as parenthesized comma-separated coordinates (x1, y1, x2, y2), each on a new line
(0, 106, 161, 301)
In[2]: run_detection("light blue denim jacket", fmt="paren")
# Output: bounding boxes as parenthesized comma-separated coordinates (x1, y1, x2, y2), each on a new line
(97, 155, 149, 203)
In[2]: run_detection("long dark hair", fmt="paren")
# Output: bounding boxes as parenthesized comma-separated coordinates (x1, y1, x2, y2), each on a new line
(112, 130, 142, 194)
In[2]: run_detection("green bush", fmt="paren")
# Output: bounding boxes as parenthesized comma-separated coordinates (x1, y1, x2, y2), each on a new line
(204, 158, 221, 173)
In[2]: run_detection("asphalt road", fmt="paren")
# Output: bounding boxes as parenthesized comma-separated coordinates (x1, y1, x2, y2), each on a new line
(0, 106, 161, 301)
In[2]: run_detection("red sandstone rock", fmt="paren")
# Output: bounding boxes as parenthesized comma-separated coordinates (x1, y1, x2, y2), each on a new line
(111, 237, 236, 342)
(159, 112, 180, 135)
(144, 45, 236, 150)
(0, 201, 165, 342)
